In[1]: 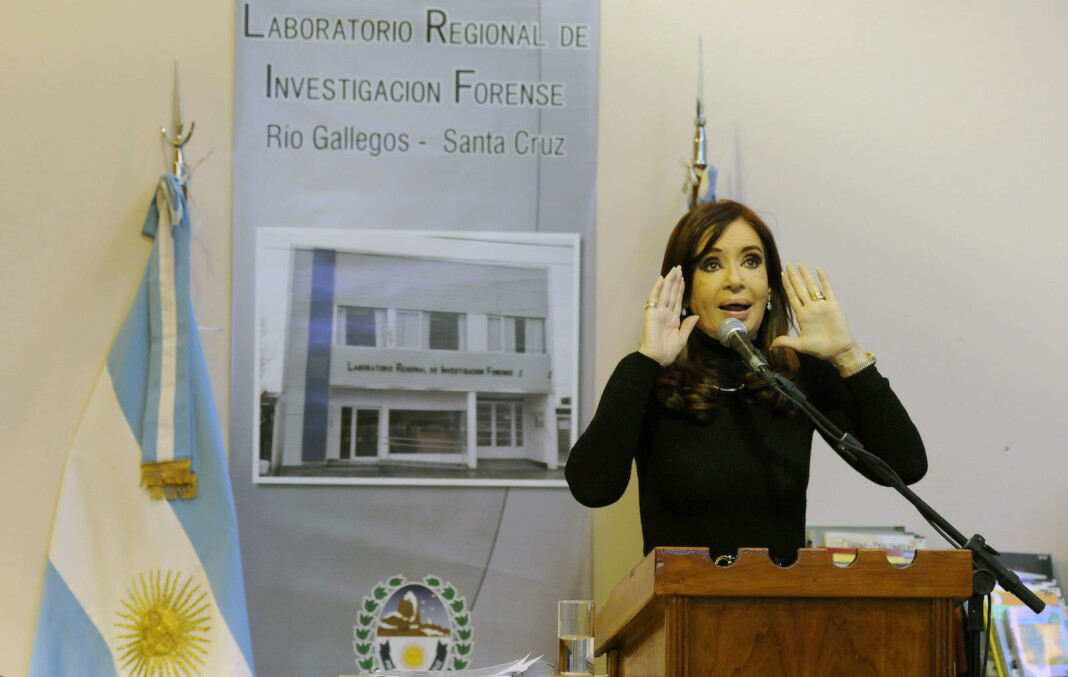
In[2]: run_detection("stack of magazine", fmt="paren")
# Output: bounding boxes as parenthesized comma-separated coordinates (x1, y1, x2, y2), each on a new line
(986, 552, 1068, 677)
(805, 525, 926, 567)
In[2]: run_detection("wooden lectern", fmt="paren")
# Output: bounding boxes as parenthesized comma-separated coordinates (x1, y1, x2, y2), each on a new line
(595, 547, 973, 676)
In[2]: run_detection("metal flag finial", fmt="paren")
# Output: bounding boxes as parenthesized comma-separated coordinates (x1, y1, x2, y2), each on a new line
(162, 59, 195, 189)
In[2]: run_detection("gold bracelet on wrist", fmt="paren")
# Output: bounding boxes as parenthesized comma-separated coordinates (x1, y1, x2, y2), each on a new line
(838, 351, 876, 377)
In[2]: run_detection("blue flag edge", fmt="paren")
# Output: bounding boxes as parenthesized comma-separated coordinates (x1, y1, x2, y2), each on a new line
(29, 561, 119, 677)
(107, 175, 256, 669)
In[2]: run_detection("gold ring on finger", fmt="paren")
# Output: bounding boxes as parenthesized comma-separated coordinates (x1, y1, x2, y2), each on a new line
(810, 292, 826, 301)
(644, 301, 658, 310)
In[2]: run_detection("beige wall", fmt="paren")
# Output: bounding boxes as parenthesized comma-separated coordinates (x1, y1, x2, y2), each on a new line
(3, 2, 1067, 675)
(0, 1, 234, 673)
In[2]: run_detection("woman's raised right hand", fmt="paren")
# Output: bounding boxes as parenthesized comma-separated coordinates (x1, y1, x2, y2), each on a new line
(638, 265, 700, 367)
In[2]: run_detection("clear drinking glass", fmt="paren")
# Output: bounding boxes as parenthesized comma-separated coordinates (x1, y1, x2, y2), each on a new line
(557, 599, 595, 676)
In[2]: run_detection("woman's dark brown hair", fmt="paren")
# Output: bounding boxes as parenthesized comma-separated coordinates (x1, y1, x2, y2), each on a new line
(656, 200, 799, 416)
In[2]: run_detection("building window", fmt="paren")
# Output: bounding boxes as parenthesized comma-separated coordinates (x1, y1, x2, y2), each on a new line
(477, 401, 524, 447)
(384, 310, 468, 350)
(523, 318, 544, 354)
(336, 307, 470, 351)
(427, 311, 466, 351)
(504, 317, 518, 352)
(388, 410, 465, 455)
(487, 316, 544, 354)
(487, 316, 502, 351)
(477, 403, 493, 446)
(336, 306, 385, 346)
(495, 405, 513, 446)
(395, 310, 421, 348)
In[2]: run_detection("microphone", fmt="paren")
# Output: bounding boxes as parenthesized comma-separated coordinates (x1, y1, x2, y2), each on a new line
(717, 318, 776, 386)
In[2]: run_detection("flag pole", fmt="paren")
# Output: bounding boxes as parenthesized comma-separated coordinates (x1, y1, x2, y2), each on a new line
(690, 38, 708, 211)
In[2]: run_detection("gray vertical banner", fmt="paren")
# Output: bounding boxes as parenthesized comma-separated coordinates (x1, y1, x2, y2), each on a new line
(231, 1, 598, 674)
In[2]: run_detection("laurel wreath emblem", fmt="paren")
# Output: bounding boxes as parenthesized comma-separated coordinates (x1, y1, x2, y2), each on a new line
(353, 575, 473, 673)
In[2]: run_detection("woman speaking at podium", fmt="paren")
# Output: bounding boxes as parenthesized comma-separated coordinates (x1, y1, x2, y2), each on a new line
(565, 200, 927, 565)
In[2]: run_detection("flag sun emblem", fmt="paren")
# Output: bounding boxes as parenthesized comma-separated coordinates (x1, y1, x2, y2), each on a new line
(114, 569, 212, 675)
(354, 575, 473, 673)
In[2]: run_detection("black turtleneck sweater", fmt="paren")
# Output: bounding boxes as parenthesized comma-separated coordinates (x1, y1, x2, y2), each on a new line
(565, 333, 927, 562)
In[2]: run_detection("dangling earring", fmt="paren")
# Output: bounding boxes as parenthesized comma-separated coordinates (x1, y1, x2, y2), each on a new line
(681, 306, 689, 317)
(766, 295, 772, 311)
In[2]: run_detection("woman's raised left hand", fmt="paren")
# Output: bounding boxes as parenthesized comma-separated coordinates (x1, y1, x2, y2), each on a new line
(770, 263, 866, 369)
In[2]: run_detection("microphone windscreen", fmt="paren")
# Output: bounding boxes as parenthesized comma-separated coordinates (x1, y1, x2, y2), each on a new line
(717, 318, 747, 347)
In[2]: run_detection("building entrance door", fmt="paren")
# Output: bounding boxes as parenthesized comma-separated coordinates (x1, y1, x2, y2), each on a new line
(476, 400, 524, 459)
(338, 406, 381, 460)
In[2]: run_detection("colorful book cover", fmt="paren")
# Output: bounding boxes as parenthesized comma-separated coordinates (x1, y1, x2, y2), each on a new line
(1005, 604, 1068, 677)
(991, 588, 1064, 677)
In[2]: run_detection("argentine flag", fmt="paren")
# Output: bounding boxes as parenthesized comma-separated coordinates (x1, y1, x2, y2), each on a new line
(30, 176, 255, 676)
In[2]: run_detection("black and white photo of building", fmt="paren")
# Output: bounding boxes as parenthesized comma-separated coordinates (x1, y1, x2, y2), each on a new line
(255, 229, 579, 485)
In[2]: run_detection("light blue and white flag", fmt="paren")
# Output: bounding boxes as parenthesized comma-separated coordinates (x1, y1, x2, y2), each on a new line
(697, 164, 718, 206)
(29, 175, 255, 676)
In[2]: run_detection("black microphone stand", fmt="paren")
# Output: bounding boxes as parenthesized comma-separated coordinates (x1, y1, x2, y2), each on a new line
(765, 370, 1045, 677)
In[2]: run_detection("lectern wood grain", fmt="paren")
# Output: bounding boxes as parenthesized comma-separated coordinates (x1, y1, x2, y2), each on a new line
(596, 547, 972, 677)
